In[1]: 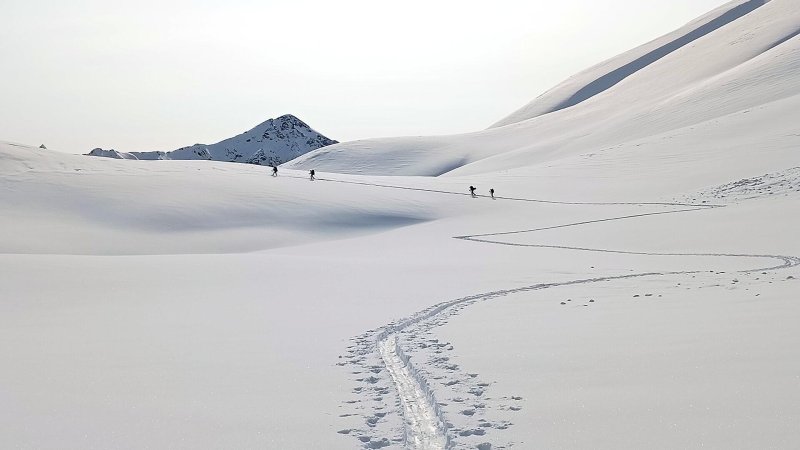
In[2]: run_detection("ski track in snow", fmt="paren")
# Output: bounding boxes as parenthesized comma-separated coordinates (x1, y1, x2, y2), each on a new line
(314, 175, 800, 449)
(379, 335, 449, 450)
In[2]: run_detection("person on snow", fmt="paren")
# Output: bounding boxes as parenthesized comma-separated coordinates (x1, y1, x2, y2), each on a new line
(310, 169, 316, 181)
(489, 188, 495, 199)
(469, 185, 477, 197)
(272, 165, 278, 176)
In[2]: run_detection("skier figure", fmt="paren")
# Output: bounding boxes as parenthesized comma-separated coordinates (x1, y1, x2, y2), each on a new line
(309, 169, 316, 181)
(272, 165, 278, 177)
(469, 185, 476, 197)
(489, 188, 495, 199)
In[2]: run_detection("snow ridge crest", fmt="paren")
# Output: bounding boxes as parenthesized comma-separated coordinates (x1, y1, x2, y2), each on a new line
(492, 0, 772, 127)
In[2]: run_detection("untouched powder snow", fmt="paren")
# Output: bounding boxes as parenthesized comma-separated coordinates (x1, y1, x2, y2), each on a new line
(4, 1, 800, 449)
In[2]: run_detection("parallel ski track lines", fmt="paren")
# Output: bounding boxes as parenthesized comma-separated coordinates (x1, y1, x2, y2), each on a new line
(378, 336, 449, 450)
(291, 173, 799, 449)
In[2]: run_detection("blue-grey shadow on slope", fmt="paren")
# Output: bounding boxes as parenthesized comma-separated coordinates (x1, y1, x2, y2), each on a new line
(551, 0, 769, 113)
(766, 27, 800, 51)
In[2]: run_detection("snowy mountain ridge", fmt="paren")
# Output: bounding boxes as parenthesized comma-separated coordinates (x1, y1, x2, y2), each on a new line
(285, 0, 800, 177)
(87, 114, 337, 166)
(490, 0, 778, 127)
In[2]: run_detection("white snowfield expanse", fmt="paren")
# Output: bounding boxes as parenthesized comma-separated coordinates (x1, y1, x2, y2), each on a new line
(3, 0, 800, 449)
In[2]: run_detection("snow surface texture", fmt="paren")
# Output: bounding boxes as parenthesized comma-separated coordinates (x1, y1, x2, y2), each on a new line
(86, 114, 337, 166)
(337, 197, 799, 449)
(4, 0, 800, 448)
(4, 138, 800, 448)
(678, 166, 800, 202)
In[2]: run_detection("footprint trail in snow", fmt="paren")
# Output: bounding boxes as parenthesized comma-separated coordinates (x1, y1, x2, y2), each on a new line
(328, 178, 800, 449)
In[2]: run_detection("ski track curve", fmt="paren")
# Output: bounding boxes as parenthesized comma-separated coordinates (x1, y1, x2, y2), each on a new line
(296, 174, 800, 449)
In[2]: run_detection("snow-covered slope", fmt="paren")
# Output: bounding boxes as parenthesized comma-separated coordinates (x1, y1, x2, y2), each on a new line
(1, 141, 445, 255)
(285, 0, 800, 176)
(4, 130, 800, 449)
(490, 0, 787, 127)
(5, 2, 800, 449)
(87, 114, 337, 166)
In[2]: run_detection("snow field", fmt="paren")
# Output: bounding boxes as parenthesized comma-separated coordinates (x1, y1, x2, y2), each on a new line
(431, 267, 800, 449)
(5, 135, 800, 448)
(4, 0, 800, 448)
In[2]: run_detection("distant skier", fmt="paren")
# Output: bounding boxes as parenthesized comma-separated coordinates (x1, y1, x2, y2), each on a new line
(489, 188, 495, 199)
(310, 169, 316, 181)
(272, 165, 278, 176)
(469, 186, 476, 197)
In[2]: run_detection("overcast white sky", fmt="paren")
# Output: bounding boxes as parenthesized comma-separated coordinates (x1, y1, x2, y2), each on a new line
(2, 0, 728, 153)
